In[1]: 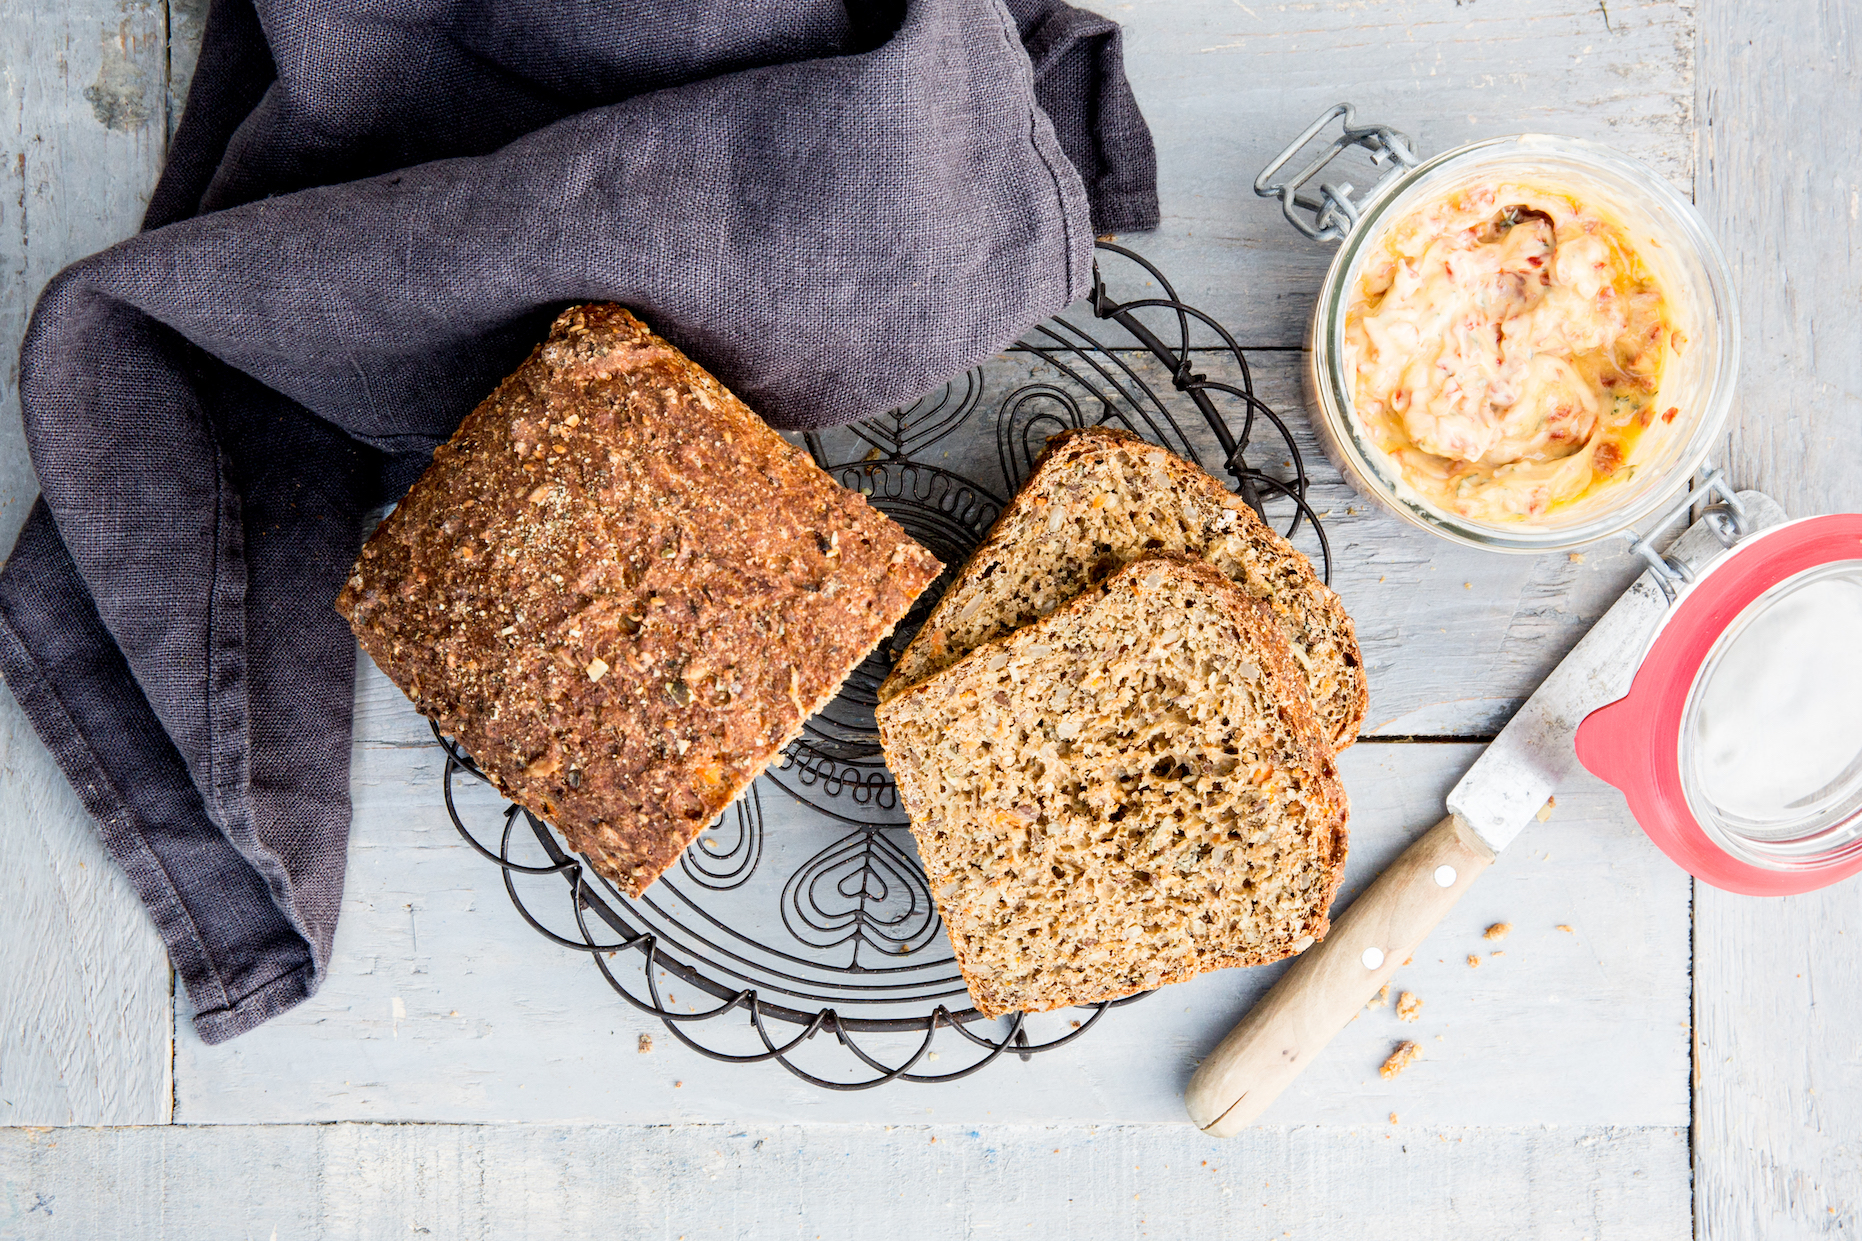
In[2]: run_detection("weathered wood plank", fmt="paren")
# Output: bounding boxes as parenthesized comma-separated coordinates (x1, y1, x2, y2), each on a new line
(1081, 0, 1695, 345)
(0, 715, 172, 1127)
(0, 0, 177, 1127)
(164, 0, 208, 146)
(1695, 891, 1862, 1240)
(174, 668, 1690, 1126)
(1693, 2, 1862, 1237)
(0, 1120, 1692, 1239)
(0, 1, 170, 546)
(1697, 0, 1862, 522)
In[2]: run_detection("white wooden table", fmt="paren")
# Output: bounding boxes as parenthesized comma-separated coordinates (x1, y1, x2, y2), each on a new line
(2, 1, 1857, 1236)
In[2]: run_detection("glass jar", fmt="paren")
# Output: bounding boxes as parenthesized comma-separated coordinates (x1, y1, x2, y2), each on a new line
(1264, 110, 1741, 552)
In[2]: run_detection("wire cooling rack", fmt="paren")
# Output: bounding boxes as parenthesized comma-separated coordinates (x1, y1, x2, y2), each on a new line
(437, 242, 1334, 1089)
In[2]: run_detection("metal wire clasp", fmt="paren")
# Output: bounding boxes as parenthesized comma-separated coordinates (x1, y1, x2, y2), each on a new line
(1255, 103, 1420, 242)
(1621, 464, 1752, 603)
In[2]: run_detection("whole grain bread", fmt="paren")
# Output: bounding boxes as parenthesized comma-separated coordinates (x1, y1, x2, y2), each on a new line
(878, 426, 1367, 750)
(338, 304, 942, 897)
(876, 553, 1349, 1017)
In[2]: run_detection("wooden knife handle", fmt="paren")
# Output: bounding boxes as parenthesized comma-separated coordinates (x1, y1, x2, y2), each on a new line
(1184, 813, 1495, 1135)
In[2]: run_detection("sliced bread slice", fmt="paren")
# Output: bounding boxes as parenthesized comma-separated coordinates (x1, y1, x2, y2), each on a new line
(876, 553, 1349, 1018)
(878, 426, 1367, 751)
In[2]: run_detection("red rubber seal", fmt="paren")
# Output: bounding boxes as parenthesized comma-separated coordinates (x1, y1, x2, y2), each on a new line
(1575, 514, 1862, 895)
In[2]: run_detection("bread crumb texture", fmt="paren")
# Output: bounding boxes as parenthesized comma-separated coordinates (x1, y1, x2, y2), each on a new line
(1395, 991, 1422, 1022)
(1467, 953, 1482, 968)
(877, 554, 1348, 1017)
(1381, 1041, 1421, 1079)
(337, 304, 940, 897)
(1367, 982, 1390, 1009)
(880, 427, 1366, 751)
(1484, 921, 1512, 941)
(637, 1033, 653, 1054)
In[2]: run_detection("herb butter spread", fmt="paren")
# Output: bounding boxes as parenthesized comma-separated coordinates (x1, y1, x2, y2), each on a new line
(1344, 182, 1677, 522)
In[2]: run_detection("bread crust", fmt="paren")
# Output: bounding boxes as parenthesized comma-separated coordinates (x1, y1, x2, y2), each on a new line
(879, 425, 1368, 751)
(338, 304, 941, 897)
(877, 552, 1349, 1017)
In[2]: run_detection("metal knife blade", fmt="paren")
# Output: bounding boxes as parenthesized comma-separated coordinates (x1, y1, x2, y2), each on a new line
(1445, 490, 1787, 855)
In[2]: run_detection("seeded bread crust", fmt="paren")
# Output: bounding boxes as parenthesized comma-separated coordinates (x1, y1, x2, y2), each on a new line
(338, 304, 942, 897)
(877, 553, 1349, 1018)
(878, 426, 1367, 750)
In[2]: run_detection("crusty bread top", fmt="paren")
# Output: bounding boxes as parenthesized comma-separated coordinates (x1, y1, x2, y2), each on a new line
(878, 426, 1367, 750)
(877, 553, 1349, 1018)
(339, 304, 941, 897)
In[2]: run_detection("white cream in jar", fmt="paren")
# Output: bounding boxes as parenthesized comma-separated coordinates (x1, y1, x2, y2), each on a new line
(1343, 181, 1678, 523)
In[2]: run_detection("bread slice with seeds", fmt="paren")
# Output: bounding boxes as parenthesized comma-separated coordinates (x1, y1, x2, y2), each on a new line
(878, 426, 1366, 751)
(876, 553, 1349, 1017)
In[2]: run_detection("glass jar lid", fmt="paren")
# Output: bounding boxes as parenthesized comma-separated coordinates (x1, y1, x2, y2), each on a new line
(1680, 560, 1862, 865)
(1575, 514, 1862, 895)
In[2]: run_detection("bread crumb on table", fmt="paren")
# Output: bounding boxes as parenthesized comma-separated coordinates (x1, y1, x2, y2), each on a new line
(1536, 797, 1557, 823)
(637, 1033, 654, 1054)
(1389, 1112, 1399, 1125)
(1557, 924, 1575, 933)
(1467, 954, 1482, 968)
(1484, 922, 1512, 941)
(1381, 1041, 1422, 1079)
(1396, 991, 1423, 1022)
(1368, 983, 1391, 1009)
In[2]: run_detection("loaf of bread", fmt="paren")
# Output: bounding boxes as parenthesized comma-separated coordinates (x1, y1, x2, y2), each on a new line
(338, 304, 942, 897)
(876, 553, 1349, 1017)
(879, 426, 1367, 751)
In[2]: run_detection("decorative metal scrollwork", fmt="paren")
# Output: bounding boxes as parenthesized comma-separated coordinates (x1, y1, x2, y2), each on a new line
(437, 242, 1332, 1088)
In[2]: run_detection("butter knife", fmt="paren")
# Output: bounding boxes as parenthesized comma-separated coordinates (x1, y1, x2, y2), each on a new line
(1183, 487, 1784, 1136)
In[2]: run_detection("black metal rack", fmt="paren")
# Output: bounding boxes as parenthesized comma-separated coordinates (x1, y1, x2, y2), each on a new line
(438, 241, 1332, 1089)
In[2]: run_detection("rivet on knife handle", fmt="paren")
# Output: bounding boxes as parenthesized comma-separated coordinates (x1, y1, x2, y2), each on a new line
(1184, 813, 1495, 1136)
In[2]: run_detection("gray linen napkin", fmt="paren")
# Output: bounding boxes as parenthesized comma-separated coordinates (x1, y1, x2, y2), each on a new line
(0, 0, 1157, 1043)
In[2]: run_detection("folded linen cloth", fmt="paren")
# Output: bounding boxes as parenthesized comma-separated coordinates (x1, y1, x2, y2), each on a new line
(0, 0, 1157, 1043)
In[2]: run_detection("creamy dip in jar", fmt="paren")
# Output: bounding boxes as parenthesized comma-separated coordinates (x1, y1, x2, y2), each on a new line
(1342, 182, 1678, 523)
